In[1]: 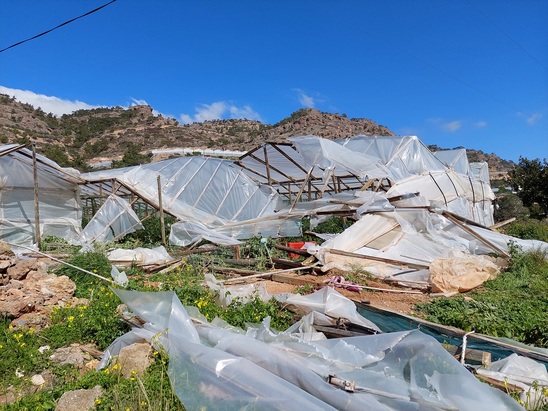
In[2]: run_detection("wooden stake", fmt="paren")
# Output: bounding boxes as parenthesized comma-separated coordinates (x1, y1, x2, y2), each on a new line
(31, 144, 41, 249)
(157, 175, 166, 245)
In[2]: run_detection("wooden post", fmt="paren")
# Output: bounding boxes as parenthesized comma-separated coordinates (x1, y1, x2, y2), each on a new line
(157, 175, 166, 245)
(289, 167, 314, 212)
(263, 145, 272, 185)
(31, 144, 41, 249)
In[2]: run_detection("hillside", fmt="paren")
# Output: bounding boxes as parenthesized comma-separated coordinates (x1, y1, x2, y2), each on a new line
(0, 93, 513, 175)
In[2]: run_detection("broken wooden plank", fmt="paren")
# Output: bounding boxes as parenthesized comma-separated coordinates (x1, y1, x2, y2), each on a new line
(443, 344, 491, 366)
(270, 272, 322, 287)
(489, 217, 516, 230)
(212, 266, 262, 276)
(442, 212, 510, 258)
(327, 248, 429, 270)
(274, 244, 309, 257)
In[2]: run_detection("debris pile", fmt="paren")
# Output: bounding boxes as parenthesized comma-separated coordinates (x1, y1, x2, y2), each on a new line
(0, 242, 76, 330)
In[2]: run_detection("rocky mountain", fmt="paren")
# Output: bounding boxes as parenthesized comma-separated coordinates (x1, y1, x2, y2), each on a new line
(0, 93, 513, 176)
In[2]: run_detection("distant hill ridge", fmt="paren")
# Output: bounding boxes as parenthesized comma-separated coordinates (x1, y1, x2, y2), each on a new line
(0, 93, 514, 176)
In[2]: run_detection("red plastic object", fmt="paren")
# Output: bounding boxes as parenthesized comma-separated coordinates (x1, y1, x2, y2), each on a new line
(287, 241, 306, 259)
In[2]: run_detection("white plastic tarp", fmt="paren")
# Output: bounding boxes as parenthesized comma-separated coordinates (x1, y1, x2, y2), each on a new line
(100, 289, 523, 411)
(284, 287, 381, 331)
(82, 156, 281, 245)
(476, 354, 548, 408)
(78, 195, 143, 246)
(0, 145, 82, 246)
(108, 246, 173, 267)
(289, 135, 391, 180)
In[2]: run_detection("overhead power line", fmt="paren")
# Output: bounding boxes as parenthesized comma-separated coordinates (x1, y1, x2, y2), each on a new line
(0, 0, 118, 54)
(466, 0, 548, 73)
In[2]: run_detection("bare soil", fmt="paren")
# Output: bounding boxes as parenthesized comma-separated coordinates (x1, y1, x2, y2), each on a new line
(262, 274, 432, 316)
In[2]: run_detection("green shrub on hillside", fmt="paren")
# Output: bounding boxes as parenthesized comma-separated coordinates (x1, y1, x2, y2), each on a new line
(502, 219, 548, 243)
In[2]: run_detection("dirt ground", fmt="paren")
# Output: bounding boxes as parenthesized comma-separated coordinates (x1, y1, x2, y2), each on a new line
(261, 274, 432, 316)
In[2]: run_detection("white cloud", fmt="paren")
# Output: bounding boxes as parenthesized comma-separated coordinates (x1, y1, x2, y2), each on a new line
(474, 120, 487, 128)
(442, 120, 462, 132)
(427, 117, 462, 132)
(0, 85, 99, 116)
(180, 101, 262, 124)
(293, 88, 315, 108)
(128, 97, 172, 118)
(130, 97, 148, 106)
(526, 112, 542, 125)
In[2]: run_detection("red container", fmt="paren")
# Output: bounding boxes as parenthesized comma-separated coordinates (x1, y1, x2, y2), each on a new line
(287, 242, 306, 259)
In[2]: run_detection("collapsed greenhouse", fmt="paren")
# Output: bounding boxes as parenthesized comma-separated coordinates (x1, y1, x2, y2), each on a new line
(2, 136, 548, 409)
(2, 136, 547, 288)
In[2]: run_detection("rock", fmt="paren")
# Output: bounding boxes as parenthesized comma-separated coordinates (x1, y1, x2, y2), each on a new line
(31, 374, 46, 386)
(0, 259, 13, 272)
(0, 297, 35, 318)
(85, 359, 99, 371)
(6, 259, 39, 281)
(50, 344, 94, 370)
(0, 263, 76, 320)
(113, 341, 153, 378)
(0, 241, 14, 257)
(9, 311, 50, 331)
(55, 385, 102, 411)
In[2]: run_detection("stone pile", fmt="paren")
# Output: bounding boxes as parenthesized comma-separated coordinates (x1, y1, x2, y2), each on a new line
(0, 241, 76, 330)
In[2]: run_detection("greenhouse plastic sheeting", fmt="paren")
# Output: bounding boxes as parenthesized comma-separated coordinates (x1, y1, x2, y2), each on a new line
(107, 245, 173, 267)
(83, 156, 279, 226)
(100, 289, 523, 411)
(311, 209, 506, 286)
(0, 145, 82, 246)
(78, 195, 143, 246)
(289, 135, 391, 180)
(82, 156, 284, 246)
(169, 213, 303, 246)
(477, 354, 548, 408)
(284, 287, 381, 331)
(283, 135, 495, 225)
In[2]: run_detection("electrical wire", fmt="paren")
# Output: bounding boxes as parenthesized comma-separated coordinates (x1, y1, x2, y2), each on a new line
(0, 0, 118, 54)
(466, 0, 548, 73)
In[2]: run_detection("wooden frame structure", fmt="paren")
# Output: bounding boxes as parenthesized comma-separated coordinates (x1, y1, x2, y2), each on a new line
(236, 142, 391, 203)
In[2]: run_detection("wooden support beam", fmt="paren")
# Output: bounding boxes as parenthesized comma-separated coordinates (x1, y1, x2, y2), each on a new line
(31, 144, 41, 249)
(327, 248, 429, 270)
(157, 175, 166, 245)
(442, 212, 510, 258)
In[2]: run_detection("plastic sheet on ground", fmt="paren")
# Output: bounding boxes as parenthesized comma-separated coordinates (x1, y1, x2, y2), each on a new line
(284, 286, 381, 332)
(476, 353, 548, 408)
(205, 273, 271, 307)
(107, 246, 173, 267)
(100, 289, 523, 411)
(311, 208, 548, 291)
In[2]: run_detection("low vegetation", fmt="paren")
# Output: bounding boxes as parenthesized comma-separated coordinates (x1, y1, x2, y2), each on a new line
(416, 245, 548, 348)
(1, 216, 547, 410)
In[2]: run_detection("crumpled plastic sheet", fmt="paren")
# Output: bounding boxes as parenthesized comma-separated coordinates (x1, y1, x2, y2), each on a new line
(78, 195, 143, 248)
(100, 289, 523, 411)
(107, 245, 173, 267)
(476, 353, 548, 408)
(205, 273, 271, 307)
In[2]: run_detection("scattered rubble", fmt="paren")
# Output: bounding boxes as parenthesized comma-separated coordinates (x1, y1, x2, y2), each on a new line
(0, 247, 76, 330)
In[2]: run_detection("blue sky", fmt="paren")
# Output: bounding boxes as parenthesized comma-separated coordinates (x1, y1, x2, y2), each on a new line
(1, 0, 546, 162)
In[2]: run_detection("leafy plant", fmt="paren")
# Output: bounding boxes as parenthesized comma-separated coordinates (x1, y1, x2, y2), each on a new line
(416, 248, 548, 347)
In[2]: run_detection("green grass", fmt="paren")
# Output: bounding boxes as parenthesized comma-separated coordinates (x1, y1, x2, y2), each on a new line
(416, 247, 548, 348)
(0, 246, 296, 410)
